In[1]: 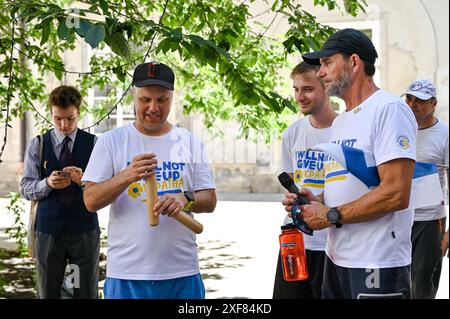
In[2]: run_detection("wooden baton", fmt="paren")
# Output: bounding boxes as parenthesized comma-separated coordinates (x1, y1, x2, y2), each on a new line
(174, 211, 204, 234)
(145, 175, 203, 234)
(146, 175, 159, 226)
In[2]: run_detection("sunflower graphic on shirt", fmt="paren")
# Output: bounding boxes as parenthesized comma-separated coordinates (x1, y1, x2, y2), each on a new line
(128, 182, 143, 199)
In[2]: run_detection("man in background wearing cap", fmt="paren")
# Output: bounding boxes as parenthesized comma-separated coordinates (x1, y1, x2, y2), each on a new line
(282, 28, 418, 298)
(403, 79, 449, 299)
(82, 62, 217, 299)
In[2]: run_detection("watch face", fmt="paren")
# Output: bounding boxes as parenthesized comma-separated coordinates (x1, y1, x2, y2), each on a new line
(327, 208, 340, 224)
(184, 191, 195, 202)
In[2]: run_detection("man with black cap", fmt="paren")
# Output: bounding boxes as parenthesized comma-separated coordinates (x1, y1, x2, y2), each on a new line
(282, 28, 418, 298)
(403, 79, 449, 299)
(82, 61, 217, 299)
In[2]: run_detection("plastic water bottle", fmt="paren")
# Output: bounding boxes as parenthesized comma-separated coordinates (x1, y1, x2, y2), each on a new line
(279, 223, 308, 281)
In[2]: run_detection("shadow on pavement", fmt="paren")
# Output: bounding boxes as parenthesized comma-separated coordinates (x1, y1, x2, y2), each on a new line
(199, 240, 253, 297)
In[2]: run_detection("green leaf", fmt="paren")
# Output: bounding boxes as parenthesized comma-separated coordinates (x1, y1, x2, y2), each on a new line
(122, 22, 134, 39)
(209, 41, 231, 60)
(89, 4, 99, 12)
(57, 19, 69, 40)
(188, 34, 209, 47)
(168, 28, 183, 42)
(293, 39, 304, 52)
(85, 24, 106, 49)
(108, 32, 131, 61)
(75, 19, 93, 37)
(203, 46, 219, 67)
(144, 28, 156, 41)
(99, 0, 109, 14)
(10, 5, 19, 18)
(54, 68, 63, 81)
(157, 38, 174, 54)
(282, 37, 294, 53)
(113, 67, 126, 82)
(40, 21, 51, 45)
(271, 0, 279, 11)
(283, 99, 297, 113)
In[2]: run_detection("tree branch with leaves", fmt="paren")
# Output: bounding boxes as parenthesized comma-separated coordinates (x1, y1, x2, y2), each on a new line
(0, 0, 367, 163)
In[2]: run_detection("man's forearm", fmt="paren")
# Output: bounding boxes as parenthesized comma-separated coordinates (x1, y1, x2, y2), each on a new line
(83, 172, 130, 212)
(20, 178, 52, 201)
(191, 189, 217, 213)
(338, 159, 415, 224)
(338, 185, 409, 224)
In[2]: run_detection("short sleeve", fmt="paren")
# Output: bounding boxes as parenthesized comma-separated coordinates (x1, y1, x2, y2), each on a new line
(82, 134, 115, 183)
(191, 136, 215, 191)
(373, 102, 418, 166)
(444, 131, 449, 167)
(280, 127, 293, 173)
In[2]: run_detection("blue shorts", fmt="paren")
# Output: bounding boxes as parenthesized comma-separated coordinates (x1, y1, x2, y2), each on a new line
(103, 273, 205, 299)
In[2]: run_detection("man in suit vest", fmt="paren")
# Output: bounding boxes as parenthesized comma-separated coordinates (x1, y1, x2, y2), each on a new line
(20, 85, 100, 299)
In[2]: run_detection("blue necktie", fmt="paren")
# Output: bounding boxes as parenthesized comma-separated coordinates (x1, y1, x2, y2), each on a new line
(59, 136, 76, 206)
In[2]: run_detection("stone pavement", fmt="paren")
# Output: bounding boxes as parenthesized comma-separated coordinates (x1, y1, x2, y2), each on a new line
(0, 195, 448, 299)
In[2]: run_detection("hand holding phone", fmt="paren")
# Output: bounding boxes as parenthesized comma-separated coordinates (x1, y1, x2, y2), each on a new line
(47, 170, 72, 189)
(57, 171, 71, 178)
(62, 166, 83, 186)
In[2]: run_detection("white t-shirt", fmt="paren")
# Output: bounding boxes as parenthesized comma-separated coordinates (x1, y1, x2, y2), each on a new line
(414, 120, 449, 221)
(280, 117, 332, 251)
(82, 124, 215, 280)
(324, 90, 417, 268)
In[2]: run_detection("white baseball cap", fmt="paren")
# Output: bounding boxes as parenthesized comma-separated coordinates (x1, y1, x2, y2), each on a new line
(403, 79, 436, 100)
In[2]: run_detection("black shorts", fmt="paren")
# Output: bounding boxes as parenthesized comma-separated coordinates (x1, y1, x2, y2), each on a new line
(322, 256, 411, 299)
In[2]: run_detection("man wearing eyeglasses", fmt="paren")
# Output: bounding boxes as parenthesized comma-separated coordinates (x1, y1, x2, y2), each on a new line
(20, 85, 100, 299)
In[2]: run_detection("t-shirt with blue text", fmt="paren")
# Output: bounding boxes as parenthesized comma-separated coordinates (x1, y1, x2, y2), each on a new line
(280, 116, 332, 251)
(82, 124, 215, 280)
(324, 89, 417, 268)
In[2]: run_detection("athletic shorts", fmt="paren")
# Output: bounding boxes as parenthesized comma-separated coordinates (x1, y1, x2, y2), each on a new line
(103, 273, 205, 299)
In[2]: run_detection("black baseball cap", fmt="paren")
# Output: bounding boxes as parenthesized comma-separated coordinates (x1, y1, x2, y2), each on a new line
(302, 28, 378, 65)
(132, 62, 175, 90)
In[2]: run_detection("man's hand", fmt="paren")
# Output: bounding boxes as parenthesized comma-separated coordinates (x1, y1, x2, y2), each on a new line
(119, 153, 158, 184)
(153, 193, 187, 217)
(83, 153, 158, 213)
(281, 190, 330, 230)
(300, 201, 332, 230)
(63, 166, 83, 186)
(281, 188, 320, 214)
(282, 192, 298, 213)
(47, 170, 71, 189)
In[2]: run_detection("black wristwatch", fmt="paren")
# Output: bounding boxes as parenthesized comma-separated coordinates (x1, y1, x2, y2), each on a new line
(182, 191, 195, 212)
(327, 207, 343, 228)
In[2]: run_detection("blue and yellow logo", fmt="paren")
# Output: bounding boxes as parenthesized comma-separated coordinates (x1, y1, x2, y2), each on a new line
(128, 182, 143, 199)
(396, 136, 410, 150)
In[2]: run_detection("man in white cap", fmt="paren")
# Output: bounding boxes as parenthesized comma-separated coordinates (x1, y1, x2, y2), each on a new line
(403, 79, 449, 299)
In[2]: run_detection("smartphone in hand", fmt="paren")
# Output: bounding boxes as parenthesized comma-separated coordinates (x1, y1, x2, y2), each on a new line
(56, 171, 71, 178)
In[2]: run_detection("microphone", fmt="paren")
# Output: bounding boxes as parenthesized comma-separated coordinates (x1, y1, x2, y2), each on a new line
(278, 172, 310, 205)
(278, 172, 313, 236)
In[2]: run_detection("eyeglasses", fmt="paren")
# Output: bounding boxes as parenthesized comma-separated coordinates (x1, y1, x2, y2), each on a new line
(291, 201, 314, 236)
